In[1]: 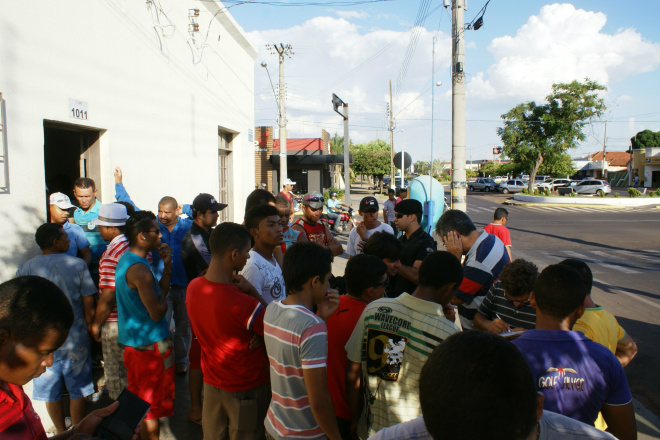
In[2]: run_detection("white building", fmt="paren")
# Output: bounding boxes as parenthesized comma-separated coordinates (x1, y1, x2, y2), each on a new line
(0, 1, 257, 278)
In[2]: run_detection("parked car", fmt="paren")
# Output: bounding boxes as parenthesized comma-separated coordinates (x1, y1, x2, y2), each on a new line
(550, 178, 572, 189)
(535, 181, 553, 191)
(468, 178, 497, 192)
(573, 179, 611, 196)
(497, 179, 528, 194)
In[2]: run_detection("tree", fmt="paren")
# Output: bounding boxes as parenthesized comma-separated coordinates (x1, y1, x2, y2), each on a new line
(497, 78, 606, 190)
(351, 140, 391, 186)
(631, 129, 660, 150)
(329, 132, 352, 155)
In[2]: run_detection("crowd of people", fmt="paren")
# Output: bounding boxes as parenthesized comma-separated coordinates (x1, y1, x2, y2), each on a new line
(0, 171, 639, 440)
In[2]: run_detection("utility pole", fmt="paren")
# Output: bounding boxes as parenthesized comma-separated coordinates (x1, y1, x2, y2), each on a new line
(451, 0, 466, 212)
(268, 43, 293, 190)
(429, 36, 437, 218)
(389, 80, 395, 190)
(332, 94, 351, 207)
(601, 121, 607, 180)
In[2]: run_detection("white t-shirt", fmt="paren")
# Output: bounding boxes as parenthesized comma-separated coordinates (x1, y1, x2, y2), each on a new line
(241, 249, 286, 304)
(346, 222, 394, 256)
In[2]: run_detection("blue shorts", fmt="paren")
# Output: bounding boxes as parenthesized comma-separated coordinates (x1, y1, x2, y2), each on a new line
(32, 347, 95, 401)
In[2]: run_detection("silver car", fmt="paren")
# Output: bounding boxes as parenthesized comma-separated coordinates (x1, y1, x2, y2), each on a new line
(498, 179, 527, 194)
(573, 179, 611, 196)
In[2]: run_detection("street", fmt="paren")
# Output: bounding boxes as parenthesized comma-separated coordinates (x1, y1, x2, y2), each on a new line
(462, 190, 660, 435)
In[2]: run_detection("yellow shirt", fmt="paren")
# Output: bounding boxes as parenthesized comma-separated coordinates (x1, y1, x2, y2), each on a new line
(573, 306, 626, 354)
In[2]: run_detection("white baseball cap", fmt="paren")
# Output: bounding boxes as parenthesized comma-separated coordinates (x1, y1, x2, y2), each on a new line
(49, 192, 75, 209)
(282, 179, 296, 185)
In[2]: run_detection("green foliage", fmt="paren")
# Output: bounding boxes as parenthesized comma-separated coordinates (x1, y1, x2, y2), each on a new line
(479, 161, 499, 177)
(497, 78, 606, 190)
(329, 133, 352, 155)
(570, 191, 576, 197)
(656, 188, 660, 196)
(648, 191, 656, 198)
(323, 187, 344, 201)
(533, 188, 540, 195)
(466, 169, 478, 179)
(631, 129, 660, 150)
(521, 188, 530, 195)
(613, 192, 619, 198)
(351, 140, 391, 179)
(627, 187, 641, 197)
(544, 189, 551, 197)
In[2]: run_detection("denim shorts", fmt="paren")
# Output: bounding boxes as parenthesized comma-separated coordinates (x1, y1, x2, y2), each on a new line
(32, 347, 95, 401)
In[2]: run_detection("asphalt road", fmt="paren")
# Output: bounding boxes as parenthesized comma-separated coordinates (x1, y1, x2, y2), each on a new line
(461, 190, 660, 435)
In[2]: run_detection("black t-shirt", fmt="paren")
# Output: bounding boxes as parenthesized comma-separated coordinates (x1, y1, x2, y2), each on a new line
(180, 223, 212, 283)
(390, 227, 436, 297)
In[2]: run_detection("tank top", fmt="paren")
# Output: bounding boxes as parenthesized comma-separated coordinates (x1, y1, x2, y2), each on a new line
(294, 219, 328, 246)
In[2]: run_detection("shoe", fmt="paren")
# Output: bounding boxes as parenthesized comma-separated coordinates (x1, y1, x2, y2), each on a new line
(176, 363, 189, 374)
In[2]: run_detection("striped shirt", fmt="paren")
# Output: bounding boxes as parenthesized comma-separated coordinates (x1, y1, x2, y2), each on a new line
(99, 235, 152, 323)
(477, 280, 536, 329)
(264, 301, 328, 440)
(457, 231, 510, 329)
(345, 294, 460, 438)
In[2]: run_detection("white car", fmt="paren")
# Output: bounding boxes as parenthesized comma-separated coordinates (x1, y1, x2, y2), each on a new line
(573, 179, 612, 196)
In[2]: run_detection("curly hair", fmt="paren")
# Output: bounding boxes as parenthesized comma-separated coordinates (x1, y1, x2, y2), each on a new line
(499, 259, 539, 299)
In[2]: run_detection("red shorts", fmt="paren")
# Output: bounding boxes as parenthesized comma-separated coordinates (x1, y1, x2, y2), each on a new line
(189, 336, 201, 370)
(123, 339, 175, 420)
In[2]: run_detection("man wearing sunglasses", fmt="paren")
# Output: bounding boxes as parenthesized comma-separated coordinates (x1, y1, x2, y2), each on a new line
(474, 259, 538, 334)
(391, 199, 436, 298)
(292, 192, 343, 256)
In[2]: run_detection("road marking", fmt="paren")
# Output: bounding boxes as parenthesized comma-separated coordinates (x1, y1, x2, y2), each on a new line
(593, 277, 660, 310)
(562, 250, 641, 274)
(616, 250, 659, 263)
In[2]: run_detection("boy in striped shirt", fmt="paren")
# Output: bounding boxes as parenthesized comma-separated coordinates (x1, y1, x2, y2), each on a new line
(263, 242, 342, 440)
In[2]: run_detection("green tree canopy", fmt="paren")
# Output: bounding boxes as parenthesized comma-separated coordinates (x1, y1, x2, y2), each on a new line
(497, 78, 606, 190)
(351, 140, 391, 184)
(329, 132, 352, 155)
(631, 129, 660, 150)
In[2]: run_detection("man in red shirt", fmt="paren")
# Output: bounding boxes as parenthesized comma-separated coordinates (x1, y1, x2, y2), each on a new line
(483, 207, 512, 260)
(279, 178, 296, 222)
(292, 192, 343, 257)
(0, 276, 137, 440)
(186, 222, 270, 440)
(324, 254, 388, 438)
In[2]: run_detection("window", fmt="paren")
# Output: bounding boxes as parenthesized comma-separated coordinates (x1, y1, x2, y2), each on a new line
(218, 129, 234, 223)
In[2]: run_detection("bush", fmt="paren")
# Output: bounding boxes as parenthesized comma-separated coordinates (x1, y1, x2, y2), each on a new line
(533, 188, 540, 196)
(543, 189, 550, 197)
(521, 188, 529, 195)
(656, 188, 660, 196)
(570, 191, 576, 197)
(627, 187, 642, 198)
(649, 191, 657, 198)
(613, 192, 619, 198)
(323, 187, 345, 201)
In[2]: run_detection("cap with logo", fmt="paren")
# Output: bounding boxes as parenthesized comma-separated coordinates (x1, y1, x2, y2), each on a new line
(49, 192, 75, 210)
(192, 193, 228, 213)
(303, 192, 325, 209)
(89, 203, 129, 227)
(359, 196, 379, 212)
(282, 179, 296, 186)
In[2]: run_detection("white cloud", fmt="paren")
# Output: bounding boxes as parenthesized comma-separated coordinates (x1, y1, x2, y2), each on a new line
(469, 3, 660, 103)
(335, 10, 369, 20)
(248, 17, 452, 150)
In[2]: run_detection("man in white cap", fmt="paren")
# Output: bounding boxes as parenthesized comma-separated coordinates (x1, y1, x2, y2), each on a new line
(279, 178, 296, 222)
(49, 192, 91, 266)
(89, 203, 134, 401)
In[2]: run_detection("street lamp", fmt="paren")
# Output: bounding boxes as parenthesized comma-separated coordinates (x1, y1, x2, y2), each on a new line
(332, 93, 350, 207)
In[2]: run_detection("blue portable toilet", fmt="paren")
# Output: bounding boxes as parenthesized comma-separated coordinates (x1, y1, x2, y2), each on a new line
(408, 175, 445, 234)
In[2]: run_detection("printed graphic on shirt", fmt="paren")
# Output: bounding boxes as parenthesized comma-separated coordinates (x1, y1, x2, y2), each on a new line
(366, 328, 407, 381)
(538, 366, 584, 391)
(254, 259, 284, 300)
(306, 231, 327, 246)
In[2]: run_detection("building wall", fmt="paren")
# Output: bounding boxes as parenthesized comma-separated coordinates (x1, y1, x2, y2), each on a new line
(255, 126, 274, 192)
(0, 0, 257, 279)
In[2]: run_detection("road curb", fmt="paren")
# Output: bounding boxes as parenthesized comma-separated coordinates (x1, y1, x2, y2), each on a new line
(504, 201, 627, 209)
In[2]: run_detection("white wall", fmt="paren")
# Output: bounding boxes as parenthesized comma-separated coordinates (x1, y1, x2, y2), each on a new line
(0, 0, 257, 279)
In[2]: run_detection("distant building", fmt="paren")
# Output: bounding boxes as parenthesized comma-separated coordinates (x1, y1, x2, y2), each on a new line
(0, 1, 257, 278)
(573, 151, 631, 181)
(631, 148, 660, 188)
(254, 127, 350, 195)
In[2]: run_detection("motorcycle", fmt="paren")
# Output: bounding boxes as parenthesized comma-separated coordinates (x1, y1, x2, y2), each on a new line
(321, 207, 355, 235)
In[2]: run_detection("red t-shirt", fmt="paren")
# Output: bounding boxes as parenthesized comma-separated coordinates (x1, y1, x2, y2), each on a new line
(324, 295, 368, 419)
(483, 223, 511, 246)
(0, 383, 47, 440)
(186, 277, 268, 392)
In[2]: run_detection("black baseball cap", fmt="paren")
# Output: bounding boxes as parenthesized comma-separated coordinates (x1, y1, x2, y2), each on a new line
(359, 196, 379, 212)
(192, 193, 227, 213)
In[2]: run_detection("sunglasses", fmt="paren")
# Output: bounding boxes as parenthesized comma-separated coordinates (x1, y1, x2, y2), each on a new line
(305, 196, 325, 203)
(394, 212, 407, 219)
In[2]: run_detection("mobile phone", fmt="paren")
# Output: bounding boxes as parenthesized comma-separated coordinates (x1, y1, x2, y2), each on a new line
(94, 388, 151, 440)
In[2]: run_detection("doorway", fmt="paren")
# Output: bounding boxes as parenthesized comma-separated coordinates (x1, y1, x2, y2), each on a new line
(43, 121, 103, 216)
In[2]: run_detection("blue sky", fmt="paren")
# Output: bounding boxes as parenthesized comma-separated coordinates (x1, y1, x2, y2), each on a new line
(224, 0, 660, 163)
